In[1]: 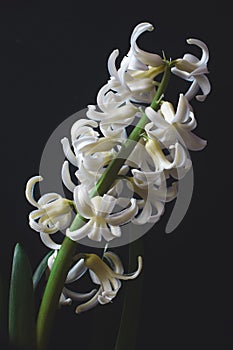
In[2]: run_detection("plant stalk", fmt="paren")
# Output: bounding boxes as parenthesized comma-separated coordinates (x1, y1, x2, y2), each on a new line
(36, 62, 171, 350)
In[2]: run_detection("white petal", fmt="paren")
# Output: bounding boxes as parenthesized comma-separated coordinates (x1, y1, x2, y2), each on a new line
(71, 119, 98, 143)
(128, 52, 148, 71)
(98, 290, 117, 304)
(176, 127, 207, 151)
(87, 103, 138, 123)
(83, 138, 121, 155)
(130, 22, 162, 67)
(73, 136, 98, 154)
(63, 287, 97, 301)
(75, 287, 101, 314)
(66, 220, 92, 241)
(132, 169, 162, 188)
(107, 198, 138, 226)
(66, 259, 87, 283)
(104, 251, 124, 274)
(61, 137, 78, 167)
(185, 80, 199, 101)
(87, 221, 102, 242)
(173, 94, 190, 123)
(92, 194, 117, 215)
(148, 201, 165, 223)
(40, 232, 61, 249)
(132, 201, 152, 225)
(47, 250, 57, 269)
(89, 270, 101, 285)
(109, 225, 122, 238)
(61, 161, 76, 192)
(37, 193, 61, 206)
(195, 75, 211, 101)
(160, 102, 175, 124)
(25, 176, 43, 207)
(114, 256, 143, 280)
(145, 107, 168, 128)
(75, 163, 96, 189)
(59, 293, 72, 306)
(73, 185, 94, 218)
(186, 38, 209, 65)
(107, 49, 119, 78)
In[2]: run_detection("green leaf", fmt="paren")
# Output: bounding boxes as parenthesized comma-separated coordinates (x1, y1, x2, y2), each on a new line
(0, 271, 8, 344)
(33, 250, 53, 290)
(9, 243, 36, 349)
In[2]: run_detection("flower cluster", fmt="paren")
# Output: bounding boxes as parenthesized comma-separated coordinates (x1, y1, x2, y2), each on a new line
(25, 22, 210, 311)
(48, 250, 142, 313)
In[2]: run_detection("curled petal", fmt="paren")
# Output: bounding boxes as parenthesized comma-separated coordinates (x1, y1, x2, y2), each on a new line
(98, 290, 118, 304)
(176, 126, 207, 151)
(186, 38, 209, 65)
(61, 137, 78, 167)
(66, 259, 87, 283)
(66, 220, 93, 241)
(59, 293, 72, 306)
(25, 176, 43, 207)
(172, 94, 190, 123)
(109, 225, 122, 238)
(132, 200, 152, 225)
(63, 287, 97, 302)
(76, 287, 101, 314)
(41, 233, 61, 250)
(37, 193, 61, 206)
(61, 161, 76, 192)
(71, 119, 98, 144)
(107, 49, 119, 79)
(73, 185, 94, 218)
(107, 198, 138, 226)
(145, 107, 168, 128)
(130, 22, 163, 68)
(113, 256, 143, 280)
(195, 75, 211, 102)
(104, 251, 124, 274)
(87, 103, 138, 123)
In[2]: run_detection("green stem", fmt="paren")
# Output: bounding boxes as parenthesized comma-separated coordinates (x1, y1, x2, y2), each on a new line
(36, 62, 171, 350)
(114, 238, 144, 350)
(36, 238, 76, 350)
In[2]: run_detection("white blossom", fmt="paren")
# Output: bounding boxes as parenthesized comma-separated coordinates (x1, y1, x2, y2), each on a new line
(76, 251, 142, 313)
(145, 94, 207, 151)
(144, 134, 188, 173)
(48, 251, 96, 306)
(86, 21, 164, 132)
(66, 185, 138, 242)
(25, 176, 72, 237)
(130, 170, 177, 225)
(172, 38, 211, 101)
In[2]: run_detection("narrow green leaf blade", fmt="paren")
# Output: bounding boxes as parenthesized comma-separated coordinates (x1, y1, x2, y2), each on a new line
(0, 272, 8, 344)
(33, 250, 53, 290)
(9, 243, 36, 349)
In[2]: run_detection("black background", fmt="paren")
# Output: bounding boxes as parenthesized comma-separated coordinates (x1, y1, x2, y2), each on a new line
(0, 1, 231, 349)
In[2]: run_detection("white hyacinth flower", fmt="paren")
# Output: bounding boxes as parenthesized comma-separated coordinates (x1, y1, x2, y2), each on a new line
(125, 22, 163, 71)
(172, 38, 211, 101)
(61, 119, 121, 168)
(145, 94, 207, 151)
(144, 134, 188, 173)
(25, 176, 72, 243)
(48, 251, 97, 306)
(130, 170, 177, 225)
(87, 21, 164, 130)
(76, 251, 142, 313)
(66, 185, 138, 242)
